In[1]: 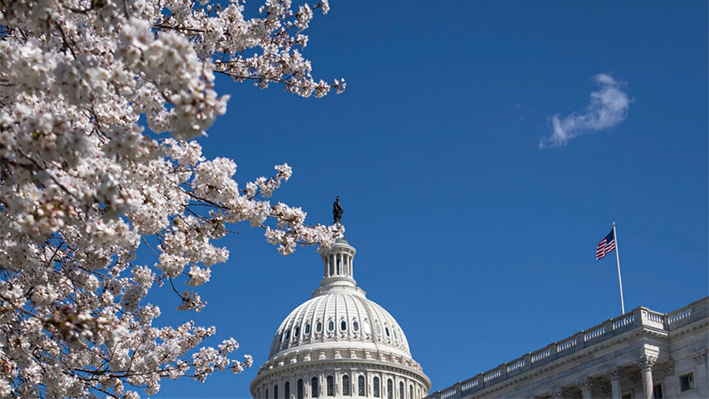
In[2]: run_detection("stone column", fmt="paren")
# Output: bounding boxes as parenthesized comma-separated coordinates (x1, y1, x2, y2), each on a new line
(606, 367, 622, 399)
(335, 372, 340, 396)
(636, 354, 657, 399)
(576, 377, 594, 399)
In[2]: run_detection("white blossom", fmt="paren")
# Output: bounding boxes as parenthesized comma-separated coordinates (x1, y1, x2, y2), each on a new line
(186, 265, 211, 287)
(0, 0, 344, 396)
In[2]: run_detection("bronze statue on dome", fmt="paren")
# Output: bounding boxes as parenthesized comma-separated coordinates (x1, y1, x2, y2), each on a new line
(333, 196, 343, 224)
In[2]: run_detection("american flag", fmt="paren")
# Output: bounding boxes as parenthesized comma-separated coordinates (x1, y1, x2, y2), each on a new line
(596, 229, 616, 261)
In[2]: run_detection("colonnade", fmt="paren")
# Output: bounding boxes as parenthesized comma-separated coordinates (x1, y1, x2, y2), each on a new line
(322, 251, 354, 279)
(544, 348, 708, 399)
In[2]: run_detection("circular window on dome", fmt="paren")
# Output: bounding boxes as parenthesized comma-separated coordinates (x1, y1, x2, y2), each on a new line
(385, 327, 390, 337)
(352, 320, 359, 332)
(304, 323, 311, 335)
(340, 320, 347, 331)
(328, 319, 334, 331)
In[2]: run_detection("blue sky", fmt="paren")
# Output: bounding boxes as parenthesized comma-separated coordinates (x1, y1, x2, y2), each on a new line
(152, 1, 707, 397)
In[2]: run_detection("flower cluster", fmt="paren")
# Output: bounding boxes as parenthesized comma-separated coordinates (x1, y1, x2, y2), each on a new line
(0, 0, 344, 397)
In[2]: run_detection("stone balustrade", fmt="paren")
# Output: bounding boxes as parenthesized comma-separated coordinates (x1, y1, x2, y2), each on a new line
(426, 298, 708, 399)
(440, 388, 457, 399)
(506, 359, 525, 373)
(483, 369, 502, 382)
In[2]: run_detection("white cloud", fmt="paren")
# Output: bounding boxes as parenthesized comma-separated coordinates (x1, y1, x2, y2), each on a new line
(539, 74, 629, 149)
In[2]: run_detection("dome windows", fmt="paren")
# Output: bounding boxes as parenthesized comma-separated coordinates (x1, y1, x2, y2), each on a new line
(316, 321, 322, 333)
(385, 327, 390, 337)
(393, 329, 398, 340)
(326, 376, 334, 396)
(312, 377, 319, 398)
(283, 329, 290, 342)
(304, 322, 311, 335)
(358, 376, 365, 396)
(342, 375, 350, 396)
(327, 320, 334, 332)
(340, 320, 347, 331)
(352, 320, 359, 332)
(294, 325, 300, 338)
(363, 320, 371, 334)
(373, 377, 380, 398)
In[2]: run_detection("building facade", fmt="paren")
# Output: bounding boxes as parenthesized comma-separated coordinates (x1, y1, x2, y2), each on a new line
(426, 297, 708, 399)
(250, 237, 431, 399)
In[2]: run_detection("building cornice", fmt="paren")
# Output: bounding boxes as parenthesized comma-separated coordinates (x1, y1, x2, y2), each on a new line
(427, 297, 708, 399)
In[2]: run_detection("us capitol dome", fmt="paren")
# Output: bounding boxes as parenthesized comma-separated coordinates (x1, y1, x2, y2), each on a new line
(249, 231, 430, 399)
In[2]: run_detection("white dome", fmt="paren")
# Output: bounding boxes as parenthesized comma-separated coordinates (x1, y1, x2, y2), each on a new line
(250, 236, 430, 399)
(269, 286, 412, 360)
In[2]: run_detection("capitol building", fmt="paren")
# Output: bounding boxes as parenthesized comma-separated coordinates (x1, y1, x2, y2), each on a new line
(249, 235, 431, 399)
(250, 232, 707, 399)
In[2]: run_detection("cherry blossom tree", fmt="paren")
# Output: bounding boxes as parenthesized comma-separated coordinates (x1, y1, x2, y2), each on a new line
(0, 0, 344, 396)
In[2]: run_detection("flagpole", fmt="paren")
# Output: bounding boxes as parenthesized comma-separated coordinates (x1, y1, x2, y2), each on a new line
(613, 222, 625, 314)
